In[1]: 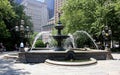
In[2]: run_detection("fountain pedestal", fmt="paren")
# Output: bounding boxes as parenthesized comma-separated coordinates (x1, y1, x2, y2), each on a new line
(52, 16, 69, 51)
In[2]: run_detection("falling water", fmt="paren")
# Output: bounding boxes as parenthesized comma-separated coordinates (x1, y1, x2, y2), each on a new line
(30, 31, 98, 51)
(30, 31, 51, 51)
(68, 33, 76, 48)
(46, 36, 57, 49)
(74, 30, 99, 49)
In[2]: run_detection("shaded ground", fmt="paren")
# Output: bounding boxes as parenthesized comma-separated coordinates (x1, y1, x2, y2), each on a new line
(0, 52, 30, 75)
(0, 52, 120, 75)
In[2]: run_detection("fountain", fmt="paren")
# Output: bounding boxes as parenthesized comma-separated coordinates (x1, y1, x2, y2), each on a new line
(18, 13, 112, 65)
(52, 13, 69, 51)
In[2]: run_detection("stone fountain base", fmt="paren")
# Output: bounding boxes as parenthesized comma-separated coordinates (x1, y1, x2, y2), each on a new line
(18, 49, 111, 63)
(45, 58, 97, 66)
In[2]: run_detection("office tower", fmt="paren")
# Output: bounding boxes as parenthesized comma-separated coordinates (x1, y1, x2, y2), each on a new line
(21, 0, 49, 32)
(45, 0, 54, 19)
(54, 0, 66, 23)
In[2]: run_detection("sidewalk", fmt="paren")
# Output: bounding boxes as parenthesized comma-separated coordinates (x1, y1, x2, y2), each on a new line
(0, 52, 120, 75)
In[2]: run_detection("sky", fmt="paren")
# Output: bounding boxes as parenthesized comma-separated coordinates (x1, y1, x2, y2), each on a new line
(37, 0, 44, 2)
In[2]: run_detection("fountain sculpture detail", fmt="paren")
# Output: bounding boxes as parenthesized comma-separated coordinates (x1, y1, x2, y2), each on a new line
(52, 13, 69, 51)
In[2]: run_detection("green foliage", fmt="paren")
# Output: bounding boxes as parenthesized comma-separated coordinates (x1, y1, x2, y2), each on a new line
(61, 0, 120, 39)
(10, 1, 33, 33)
(35, 40, 46, 47)
(0, 0, 15, 39)
(0, 0, 33, 50)
(8, 1, 33, 46)
(0, 20, 10, 38)
(73, 31, 92, 48)
(110, 0, 120, 41)
(10, 2, 33, 44)
(0, 0, 15, 19)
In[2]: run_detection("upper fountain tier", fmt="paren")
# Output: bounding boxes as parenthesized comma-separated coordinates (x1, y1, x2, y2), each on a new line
(52, 12, 69, 51)
(55, 23, 64, 30)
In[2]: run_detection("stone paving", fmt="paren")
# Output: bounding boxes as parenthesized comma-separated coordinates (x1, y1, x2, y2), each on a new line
(0, 52, 120, 75)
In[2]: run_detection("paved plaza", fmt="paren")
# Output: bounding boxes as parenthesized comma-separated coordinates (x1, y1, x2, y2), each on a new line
(0, 52, 120, 75)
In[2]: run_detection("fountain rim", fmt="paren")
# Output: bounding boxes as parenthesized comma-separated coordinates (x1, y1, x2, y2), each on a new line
(45, 58, 97, 66)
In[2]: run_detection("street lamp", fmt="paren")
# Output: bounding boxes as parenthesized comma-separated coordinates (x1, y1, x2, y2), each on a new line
(102, 26, 112, 50)
(15, 20, 30, 52)
(15, 20, 30, 36)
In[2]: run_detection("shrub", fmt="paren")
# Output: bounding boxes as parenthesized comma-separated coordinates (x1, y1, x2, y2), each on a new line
(35, 40, 45, 47)
(73, 31, 93, 48)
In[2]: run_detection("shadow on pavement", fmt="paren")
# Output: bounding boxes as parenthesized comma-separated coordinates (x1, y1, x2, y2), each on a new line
(0, 56, 30, 75)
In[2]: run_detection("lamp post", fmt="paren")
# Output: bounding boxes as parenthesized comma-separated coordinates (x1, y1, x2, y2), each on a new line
(15, 20, 30, 52)
(102, 26, 112, 50)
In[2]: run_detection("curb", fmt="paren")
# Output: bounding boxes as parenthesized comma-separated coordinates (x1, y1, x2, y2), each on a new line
(45, 58, 97, 66)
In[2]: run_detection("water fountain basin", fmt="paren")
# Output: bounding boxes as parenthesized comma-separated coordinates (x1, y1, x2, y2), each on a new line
(19, 49, 109, 63)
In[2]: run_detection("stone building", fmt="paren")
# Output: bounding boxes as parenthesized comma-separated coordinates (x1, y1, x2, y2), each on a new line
(54, 0, 66, 23)
(21, 0, 49, 32)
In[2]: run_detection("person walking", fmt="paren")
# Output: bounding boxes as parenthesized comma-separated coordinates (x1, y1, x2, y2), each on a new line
(14, 44, 19, 51)
(0, 42, 4, 53)
(20, 42, 25, 52)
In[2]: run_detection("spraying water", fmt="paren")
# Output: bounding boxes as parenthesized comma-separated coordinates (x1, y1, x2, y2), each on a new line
(30, 31, 51, 51)
(46, 36, 57, 49)
(74, 30, 99, 49)
(30, 30, 98, 51)
(68, 33, 76, 48)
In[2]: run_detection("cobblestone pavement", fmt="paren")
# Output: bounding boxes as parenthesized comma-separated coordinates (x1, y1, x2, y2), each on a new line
(0, 52, 120, 75)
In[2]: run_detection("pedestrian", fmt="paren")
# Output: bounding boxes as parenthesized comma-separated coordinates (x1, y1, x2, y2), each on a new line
(0, 42, 4, 53)
(14, 44, 19, 51)
(20, 42, 25, 52)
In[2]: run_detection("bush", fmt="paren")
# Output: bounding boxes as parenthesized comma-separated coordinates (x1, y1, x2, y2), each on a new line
(35, 40, 46, 47)
(73, 31, 93, 48)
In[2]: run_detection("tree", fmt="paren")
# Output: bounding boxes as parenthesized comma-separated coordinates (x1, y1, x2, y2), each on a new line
(8, 0, 33, 46)
(61, 0, 100, 35)
(0, 0, 15, 39)
(61, 0, 120, 48)
(0, 20, 10, 38)
(110, 0, 120, 48)
(0, 0, 33, 50)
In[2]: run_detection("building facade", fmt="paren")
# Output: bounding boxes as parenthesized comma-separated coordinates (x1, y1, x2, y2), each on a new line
(54, 0, 66, 23)
(45, 0, 54, 19)
(42, 17, 54, 31)
(21, 0, 49, 32)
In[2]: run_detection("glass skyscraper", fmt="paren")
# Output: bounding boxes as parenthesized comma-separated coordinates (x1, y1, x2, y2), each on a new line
(14, 0, 23, 4)
(45, 0, 54, 19)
